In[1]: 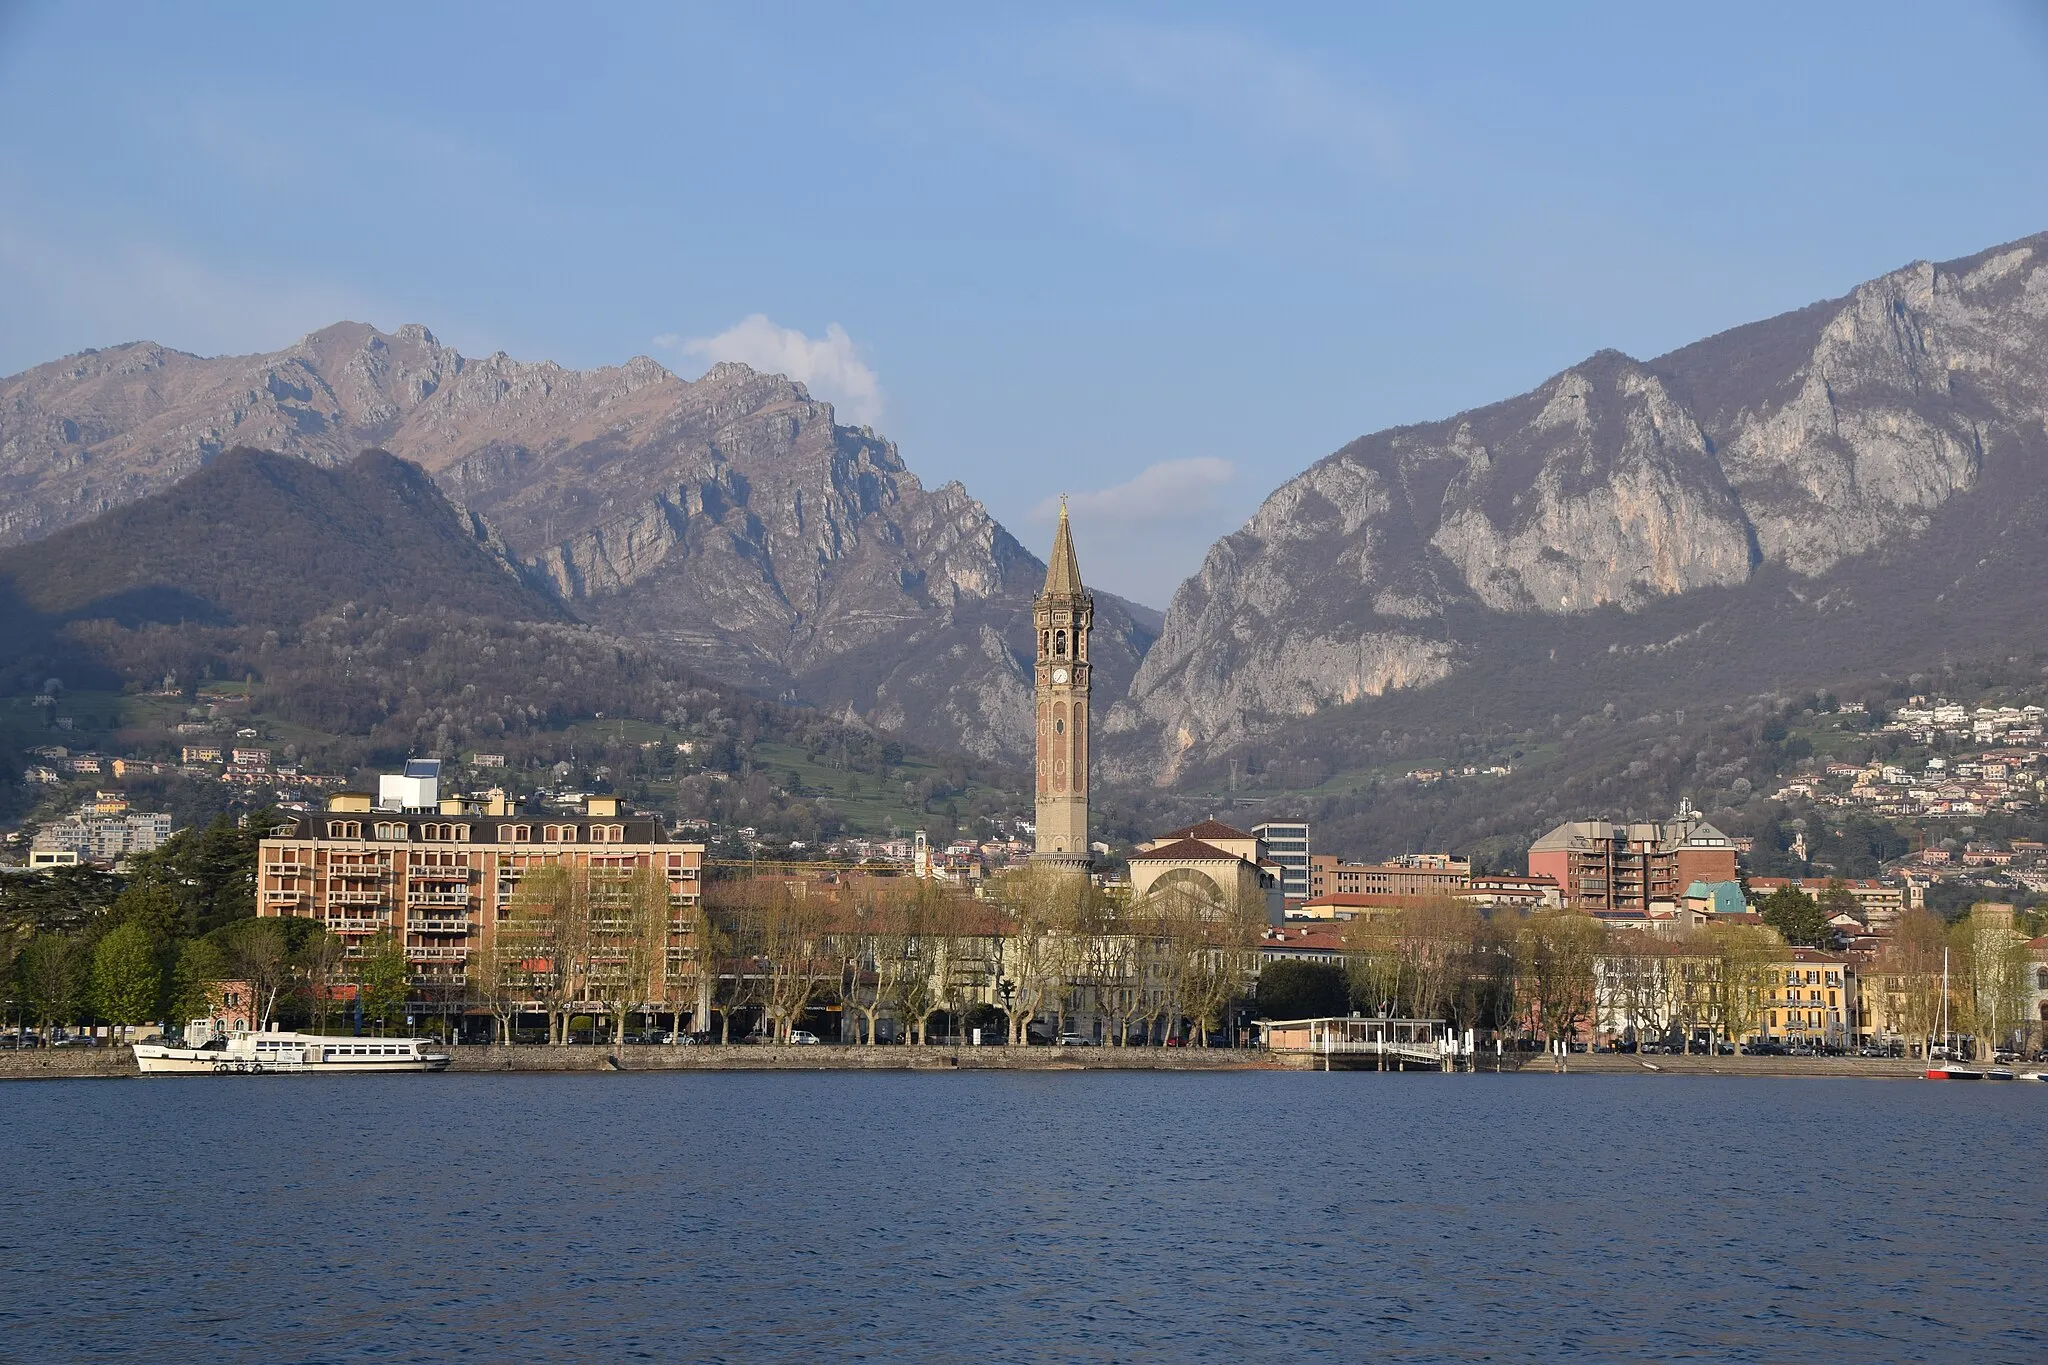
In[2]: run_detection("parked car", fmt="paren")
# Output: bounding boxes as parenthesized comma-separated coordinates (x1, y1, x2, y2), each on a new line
(1056, 1033, 1093, 1047)
(787, 1030, 822, 1046)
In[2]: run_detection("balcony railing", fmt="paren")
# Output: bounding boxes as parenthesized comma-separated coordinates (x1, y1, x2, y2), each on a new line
(406, 946, 470, 962)
(328, 865, 391, 880)
(327, 889, 389, 907)
(409, 917, 474, 935)
(408, 866, 474, 882)
(407, 889, 473, 908)
(327, 917, 389, 935)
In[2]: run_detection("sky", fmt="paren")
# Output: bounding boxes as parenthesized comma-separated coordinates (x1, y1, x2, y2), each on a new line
(4, 3, 2048, 608)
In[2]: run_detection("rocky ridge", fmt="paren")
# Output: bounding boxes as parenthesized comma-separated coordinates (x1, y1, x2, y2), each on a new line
(1111, 232, 2048, 779)
(0, 324, 1153, 760)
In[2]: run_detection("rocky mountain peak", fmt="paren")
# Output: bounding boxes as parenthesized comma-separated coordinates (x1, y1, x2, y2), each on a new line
(1111, 229, 2048, 776)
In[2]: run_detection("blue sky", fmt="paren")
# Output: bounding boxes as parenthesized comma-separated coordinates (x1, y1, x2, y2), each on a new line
(4, 2, 2048, 607)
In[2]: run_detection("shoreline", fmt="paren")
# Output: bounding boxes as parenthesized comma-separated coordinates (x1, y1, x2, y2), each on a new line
(0, 1045, 1943, 1081)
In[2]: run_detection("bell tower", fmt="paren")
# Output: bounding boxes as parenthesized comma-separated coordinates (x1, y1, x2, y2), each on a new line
(1033, 499, 1093, 869)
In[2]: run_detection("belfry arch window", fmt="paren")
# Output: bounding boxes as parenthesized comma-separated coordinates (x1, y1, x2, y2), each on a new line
(1054, 628, 1068, 658)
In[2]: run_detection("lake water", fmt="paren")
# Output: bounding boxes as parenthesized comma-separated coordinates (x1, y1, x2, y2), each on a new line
(2, 1072, 2044, 1362)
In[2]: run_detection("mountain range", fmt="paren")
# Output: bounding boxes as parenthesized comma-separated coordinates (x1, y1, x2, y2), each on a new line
(5, 230, 2048, 796)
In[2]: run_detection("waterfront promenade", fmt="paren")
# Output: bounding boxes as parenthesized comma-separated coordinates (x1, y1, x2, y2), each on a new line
(0, 1044, 1936, 1080)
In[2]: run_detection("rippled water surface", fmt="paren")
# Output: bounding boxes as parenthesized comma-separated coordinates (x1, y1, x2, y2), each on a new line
(3, 1071, 2045, 1362)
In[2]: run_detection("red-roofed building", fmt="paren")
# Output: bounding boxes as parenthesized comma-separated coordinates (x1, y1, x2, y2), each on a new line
(1128, 819, 1283, 923)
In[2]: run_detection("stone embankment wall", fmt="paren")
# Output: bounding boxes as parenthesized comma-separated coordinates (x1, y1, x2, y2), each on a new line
(445, 1044, 1277, 1073)
(0, 1048, 135, 1080)
(1497, 1053, 1929, 1079)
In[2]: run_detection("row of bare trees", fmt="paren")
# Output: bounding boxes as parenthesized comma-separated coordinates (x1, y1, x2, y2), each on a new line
(468, 862, 1275, 1046)
(1865, 905, 2036, 1059)
(473, 868, 2042, 1055)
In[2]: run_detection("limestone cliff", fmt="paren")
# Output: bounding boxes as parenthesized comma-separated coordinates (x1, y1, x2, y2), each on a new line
(0, 324, 1152, 760)
(1114, 232, 2048, 778)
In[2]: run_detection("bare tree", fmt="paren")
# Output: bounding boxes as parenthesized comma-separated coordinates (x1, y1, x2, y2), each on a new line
(757, 882, 834, 1043)
(1515, 911, 1603, 1047)
(1342, 911, 1405, 1019)
(302, 929, 349, 1036)
(507, 862, 591, 1044)
(1876, 907, 1948, 1056)
(990, 863, 1086, 1044)
(587, 866, 670, 1048)
(220, 919, 294, 1028)
(1183, 887, 1264, 1046)
(1699, 921, 1775, 1052)
(1954, 906, 2031, 1061)
(465, 921, 524, 1044)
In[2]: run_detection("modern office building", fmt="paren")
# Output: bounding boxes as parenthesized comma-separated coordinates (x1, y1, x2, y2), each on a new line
(1252, 820, 1309, 902)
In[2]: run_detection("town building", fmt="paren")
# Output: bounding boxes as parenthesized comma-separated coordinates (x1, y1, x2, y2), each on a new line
(1252, 821, 1310, 902)
(1760, 947, 1856, 1047)
(1258, 921, 1348, 967)
(255, 784, 706, 1027)
(32, 805, 174, 864)
(1527, 803, 1737, 914)
(1128, 818, 1284, 923)
(1746, 877, 1907, 931)
(1308, 851, 1469, 900)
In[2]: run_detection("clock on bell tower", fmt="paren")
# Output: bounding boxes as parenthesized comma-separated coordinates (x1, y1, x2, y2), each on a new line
(1033, 498, 1092, 869)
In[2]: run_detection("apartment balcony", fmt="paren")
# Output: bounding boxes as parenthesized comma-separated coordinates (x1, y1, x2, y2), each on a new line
(268, 863, 312, 879)
(406, 945, 470, 963)
(263, 888, 307, 905)
(408, 866, 474, 882)
(327, 888, 390, 907)
(408, 917, 474, 935)
(328, 865, 391, 881)
(327, 917, 389, 935)
(407, 889, 473, 909)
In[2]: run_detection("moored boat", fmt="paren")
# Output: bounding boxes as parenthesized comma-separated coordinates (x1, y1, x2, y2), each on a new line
(133, 1020, 450, 1075)
(1924, 1066, 1985, 1080)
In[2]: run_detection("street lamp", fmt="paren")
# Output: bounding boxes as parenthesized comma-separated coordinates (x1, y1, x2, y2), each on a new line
(997, 976, 1015, 1043)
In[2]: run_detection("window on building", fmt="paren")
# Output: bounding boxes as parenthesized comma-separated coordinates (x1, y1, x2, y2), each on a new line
(1054, 628, 1068, 657)
(508, 824, 531, 843)
(375, 823, 407, 841)
(328, 820, 362, 839)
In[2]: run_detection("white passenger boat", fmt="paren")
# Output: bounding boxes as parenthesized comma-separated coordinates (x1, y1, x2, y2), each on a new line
(133, 1020, 451, 1075)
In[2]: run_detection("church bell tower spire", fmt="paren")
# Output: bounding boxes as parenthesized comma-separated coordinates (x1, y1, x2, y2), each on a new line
(1033, 499, 1093, 869)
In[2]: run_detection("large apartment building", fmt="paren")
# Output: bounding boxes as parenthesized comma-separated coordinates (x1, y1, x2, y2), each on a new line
(256, 779, 706, 1025)
(1527, 805, 1737, 914)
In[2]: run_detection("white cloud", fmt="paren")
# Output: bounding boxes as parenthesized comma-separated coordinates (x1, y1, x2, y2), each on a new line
(667, 315, 884, 427)
(1034, 457, 1237, 525)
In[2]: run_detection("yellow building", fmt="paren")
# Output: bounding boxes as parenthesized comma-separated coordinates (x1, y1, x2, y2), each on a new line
(1761, 947, 1854, 1046)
